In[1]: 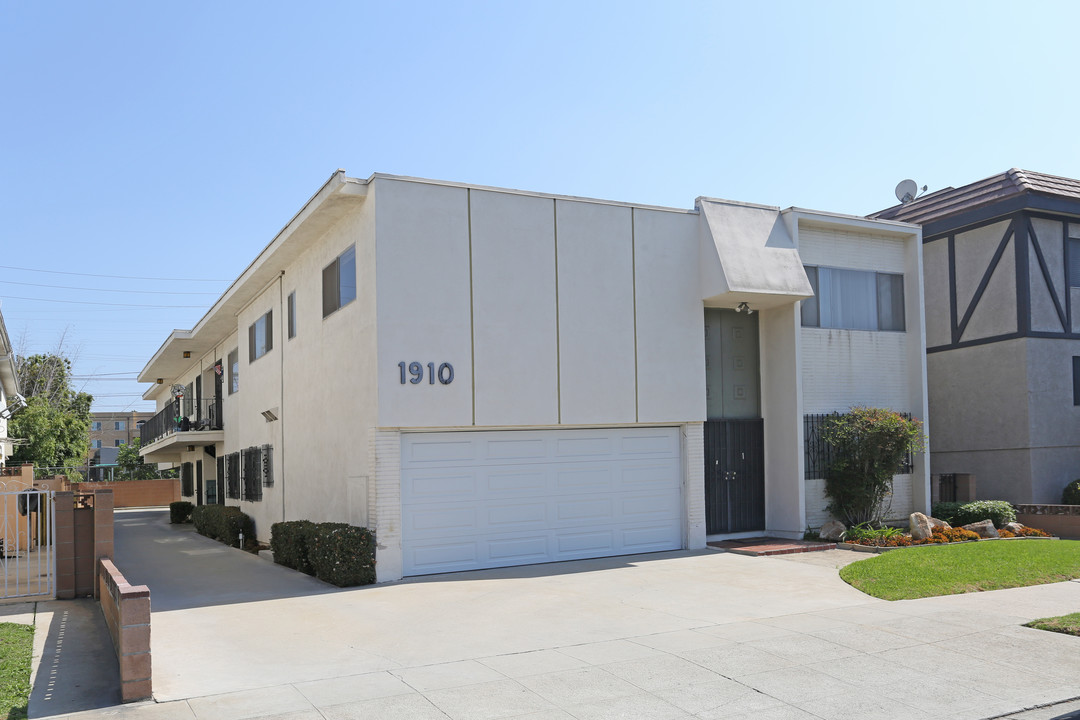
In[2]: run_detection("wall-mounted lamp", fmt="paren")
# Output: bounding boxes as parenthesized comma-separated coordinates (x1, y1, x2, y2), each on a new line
(183, 351, 192, 359)
(736, 302, 754, 315)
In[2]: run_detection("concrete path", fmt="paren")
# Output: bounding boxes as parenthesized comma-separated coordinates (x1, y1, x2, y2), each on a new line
(29, 509, 1080, 719)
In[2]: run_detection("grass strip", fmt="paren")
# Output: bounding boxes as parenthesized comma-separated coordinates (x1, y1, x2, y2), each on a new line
(0, 623, 33, 720)
(838, 539, 1080, 601)
(1025, 612, 1080, 637)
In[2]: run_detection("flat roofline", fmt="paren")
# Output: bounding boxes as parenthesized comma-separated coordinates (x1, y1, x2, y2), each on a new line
(783, 206, 921, 235)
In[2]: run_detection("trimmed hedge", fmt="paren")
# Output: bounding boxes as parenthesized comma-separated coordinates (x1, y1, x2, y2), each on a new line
(169, 501, 193, 524)
(270, 520, 317, 575)
(192, 505, 255, 549)
(932, 500, 1016, 529)
(271, 520, 376, 587)
(1063, 479, 1080, 505)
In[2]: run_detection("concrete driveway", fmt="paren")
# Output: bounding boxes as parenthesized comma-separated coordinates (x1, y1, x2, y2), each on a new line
(50, 508, 1080, 719)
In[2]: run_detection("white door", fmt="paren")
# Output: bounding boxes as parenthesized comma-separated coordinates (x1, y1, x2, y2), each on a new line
(401, 427, 683, 576)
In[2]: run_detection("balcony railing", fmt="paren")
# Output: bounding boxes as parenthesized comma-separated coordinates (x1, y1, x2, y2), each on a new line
(140, 396, 223, 447)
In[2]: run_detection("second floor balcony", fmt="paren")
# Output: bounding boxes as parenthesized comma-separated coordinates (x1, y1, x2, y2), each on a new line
(139, 396, 224, 463)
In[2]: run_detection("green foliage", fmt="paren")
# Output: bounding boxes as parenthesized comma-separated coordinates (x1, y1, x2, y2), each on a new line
(169, 501, 193, 524)
(1025, 612, 1080, 637)
(116, 439, 159, 481)
(192, 505, 255, 549)
(270, 520, 317, 575)
(9, 353, 92, 471)
(843, 522, 904, 543)
(0, 622, 33, 719)
(1062, 479, 1080, 505)
(309, 523, 376, 587)
(933, 500, 1016, 529)
(839, 540, 1080, 600)
(823, 407, 925, 527)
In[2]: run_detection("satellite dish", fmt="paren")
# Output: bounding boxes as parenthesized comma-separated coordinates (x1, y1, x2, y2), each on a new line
(895, 179, 919, 204)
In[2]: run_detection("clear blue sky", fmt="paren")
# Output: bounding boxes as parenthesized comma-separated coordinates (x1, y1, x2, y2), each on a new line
(2, 0, 1078, 413)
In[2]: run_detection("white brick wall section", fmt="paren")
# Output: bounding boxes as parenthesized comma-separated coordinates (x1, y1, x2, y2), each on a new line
(805, 474, 915, 530)
(801, 330, 910, 413)
(798, 226, 906, 273)
(371, 429, 403, 582)
(684, 423, 705, 549)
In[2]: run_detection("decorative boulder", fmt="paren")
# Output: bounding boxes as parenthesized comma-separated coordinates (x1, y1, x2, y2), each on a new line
(1004, 522, 1025, 534)
(928, 516, 951, 530)
(962, 519, 999, 538)
(909, 512, 933, 541)
(819, 520, 846, 541)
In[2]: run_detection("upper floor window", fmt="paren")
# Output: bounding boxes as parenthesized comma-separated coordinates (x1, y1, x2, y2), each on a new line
(287, 291, 296, 339)
(115, 421, 126, 431)
(322, 245, 356, 317)
(248, 310, 273, 362)
(802, 266, 905, 332)
(228, 348, 239, 394)
(91, 421, 102, 431)
(1069, 238, 1080, 288)
(91, 439, 102, 449)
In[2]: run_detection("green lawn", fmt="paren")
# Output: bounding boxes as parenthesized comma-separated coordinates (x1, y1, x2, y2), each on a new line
(1025, 612, 1080, 637)
(838, 539, 1080, 601)
(0, 623, 32, 720)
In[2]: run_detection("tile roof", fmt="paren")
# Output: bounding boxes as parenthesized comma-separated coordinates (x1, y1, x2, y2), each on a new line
(869, 169, 1080, 224)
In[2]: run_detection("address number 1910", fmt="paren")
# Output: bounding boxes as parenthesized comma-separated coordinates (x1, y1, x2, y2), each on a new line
(398, 361, 454, 385)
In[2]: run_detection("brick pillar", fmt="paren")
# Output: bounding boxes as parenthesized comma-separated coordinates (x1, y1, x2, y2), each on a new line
(94, 489, 115, 566)
(54, 492, 75, 600)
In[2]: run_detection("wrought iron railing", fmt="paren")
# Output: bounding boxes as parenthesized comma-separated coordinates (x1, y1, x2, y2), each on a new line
(139, 396, 224, 446)
(804, 412, 914, 480)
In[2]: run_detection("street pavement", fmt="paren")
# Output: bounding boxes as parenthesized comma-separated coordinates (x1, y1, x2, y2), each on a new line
(17, 508, 1080, 719)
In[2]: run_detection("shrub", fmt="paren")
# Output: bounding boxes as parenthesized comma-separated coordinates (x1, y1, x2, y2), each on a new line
(948, 500, 1016, 529)
(1015, 526, 1051, 537)
(270, 520, 317, 575)
(931, 501, 963, 523)
(1063, 480, 1080, 505)
(193, 505, 255, 549)
(309, 523, 376, 587)
(169, 501, 193, 524)
(823, 408, 926, 526)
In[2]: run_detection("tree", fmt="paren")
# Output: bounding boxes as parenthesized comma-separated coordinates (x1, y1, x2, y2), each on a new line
(9, 353, 93, 473)
(823, 407, 925, 527)
(116, 439, 160, 481)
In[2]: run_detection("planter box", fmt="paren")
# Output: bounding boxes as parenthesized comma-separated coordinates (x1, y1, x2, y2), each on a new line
(1015, 505, 1080, 540)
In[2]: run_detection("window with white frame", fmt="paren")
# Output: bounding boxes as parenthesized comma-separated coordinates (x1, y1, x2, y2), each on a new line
(248, 311, 273, 362)
(115, 421, 126, 431)
(322, 245, 356, 317)
(91, 421, 102, 431)
(801, 266, 905, 331)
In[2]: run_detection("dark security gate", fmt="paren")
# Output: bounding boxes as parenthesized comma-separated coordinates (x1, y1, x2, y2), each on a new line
(705, 419, 765, 534)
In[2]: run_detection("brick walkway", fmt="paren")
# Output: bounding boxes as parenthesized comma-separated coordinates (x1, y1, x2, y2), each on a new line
(707, 537, 837, 556)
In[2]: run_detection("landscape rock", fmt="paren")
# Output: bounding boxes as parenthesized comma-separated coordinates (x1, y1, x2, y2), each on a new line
(928, 516, 951, 530)
(909, 512, 933, 540)
(962, 519, 999, 538)
(819, 520, 846, 541)
(1004, 522, 1025, 534)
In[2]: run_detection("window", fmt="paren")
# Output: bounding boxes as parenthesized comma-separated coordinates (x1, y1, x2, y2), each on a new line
(1073, 357, 1080, 406)
(136, 420, 146, 428)
(287, 291, 296, 339)
(1070, 238, 1080, 288)
(248, 310, 273, 362)
(802, 266, 905, 331)
(228, 349, 239, 394)
(225, 451, 241, 500)
(241, 445, 270, 501)
(91, 439, 102, 449)
(115, 439, 122, 447)
(322, 245, 357, 317)
(91, 421, 102, 431)
(115, 421, 126, 431)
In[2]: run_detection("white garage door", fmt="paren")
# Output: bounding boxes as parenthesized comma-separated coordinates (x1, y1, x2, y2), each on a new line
(401, 427, 683, 576)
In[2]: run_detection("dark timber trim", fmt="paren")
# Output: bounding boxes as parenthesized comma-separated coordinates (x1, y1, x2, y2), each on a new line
(956, 225, 1013, 341)
(1027, 218, 1067, 332)
(948, 234, 959, 344)
(1014, 213, 1030, 337)
(1066, 220, 1073, 333)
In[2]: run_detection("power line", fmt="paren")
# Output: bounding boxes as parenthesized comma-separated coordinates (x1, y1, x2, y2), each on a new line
(0, 295, 208, 309)
(0, 279, 220, 296)
(0, 264, 229, 282)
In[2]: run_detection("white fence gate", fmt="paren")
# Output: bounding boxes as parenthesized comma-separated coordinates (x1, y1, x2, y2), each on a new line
(0, 489, 55, 599)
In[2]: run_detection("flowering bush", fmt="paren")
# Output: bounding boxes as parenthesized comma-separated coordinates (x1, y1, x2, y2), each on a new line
(1013, 526, 1050, 537)
(824, 408, 925, 526)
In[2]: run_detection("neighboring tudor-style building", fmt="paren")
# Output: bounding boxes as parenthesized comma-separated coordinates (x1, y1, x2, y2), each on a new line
(139, 171, 928, 581)
(872, 169, 1080, 505)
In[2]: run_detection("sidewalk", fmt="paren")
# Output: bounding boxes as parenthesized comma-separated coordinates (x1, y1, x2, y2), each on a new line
(21, 510, 1080, 719)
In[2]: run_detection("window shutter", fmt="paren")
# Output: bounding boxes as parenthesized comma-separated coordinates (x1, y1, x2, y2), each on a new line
(266, 310, 273, 353)
(323, 259, 339, 317)
(248, 323, 256, 363)
(262, 444, 273, 487)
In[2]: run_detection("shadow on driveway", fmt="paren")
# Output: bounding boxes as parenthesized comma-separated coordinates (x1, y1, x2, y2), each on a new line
(113, 508, 340, 612)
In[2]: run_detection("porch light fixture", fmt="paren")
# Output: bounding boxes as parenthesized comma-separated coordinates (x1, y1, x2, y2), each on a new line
(183, 351, 191, 358)
(736, 302, 754, 315)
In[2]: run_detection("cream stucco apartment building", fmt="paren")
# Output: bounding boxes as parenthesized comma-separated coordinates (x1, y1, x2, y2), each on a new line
(139, 171, 929, 581)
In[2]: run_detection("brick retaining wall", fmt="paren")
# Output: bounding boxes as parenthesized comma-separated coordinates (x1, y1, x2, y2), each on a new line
(98, 558, 152, 702)
(1015, 504, 1080, 540)
(68, 478, 180, 508)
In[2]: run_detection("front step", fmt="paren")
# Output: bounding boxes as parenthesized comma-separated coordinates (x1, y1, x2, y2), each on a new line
(707, 538, 837, 556)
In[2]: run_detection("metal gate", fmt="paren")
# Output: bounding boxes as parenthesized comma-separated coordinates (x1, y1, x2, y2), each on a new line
(0, 489, 55, 599)
(704, 419, 765, 534)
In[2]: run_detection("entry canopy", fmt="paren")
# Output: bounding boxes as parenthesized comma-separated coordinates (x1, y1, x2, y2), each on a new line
(698, 198, 813, 310)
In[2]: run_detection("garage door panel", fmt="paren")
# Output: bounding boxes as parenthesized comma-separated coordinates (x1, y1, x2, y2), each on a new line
(402, 428, 682, 576)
